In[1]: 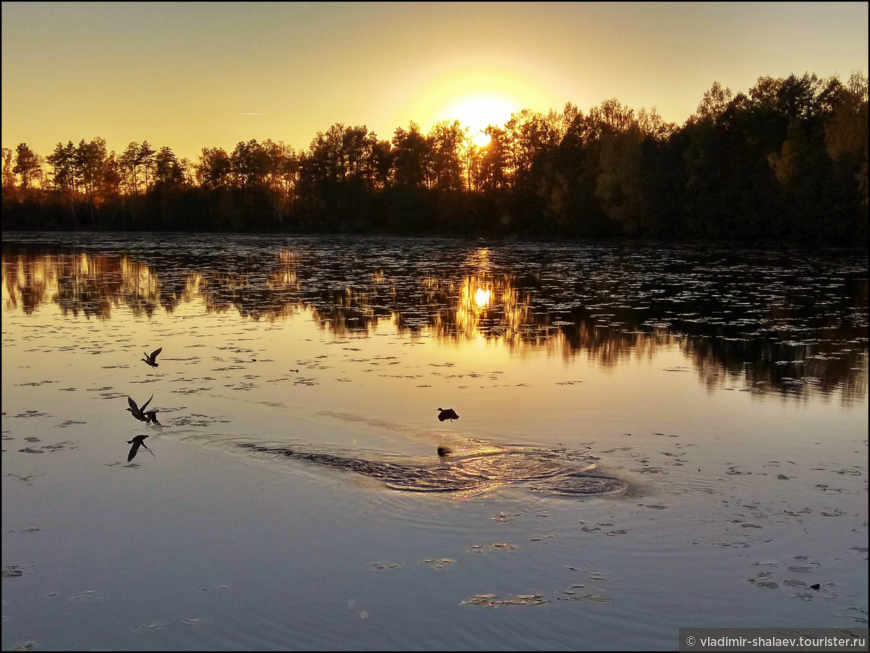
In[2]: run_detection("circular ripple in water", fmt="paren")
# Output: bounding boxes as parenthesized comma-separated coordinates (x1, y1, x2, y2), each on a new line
(238, 442, 625, 497)
(535, 473, 628, 496)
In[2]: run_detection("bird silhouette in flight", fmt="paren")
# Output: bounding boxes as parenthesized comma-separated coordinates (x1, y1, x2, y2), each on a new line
(141, 347, 162, 368)
(126, 395, 158, 423)
(127, 435, 154, 462)
(437, 408, 459, 422)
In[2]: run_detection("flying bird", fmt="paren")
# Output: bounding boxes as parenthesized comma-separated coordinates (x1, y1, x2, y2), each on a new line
(437, 408, 459, 422)
(126, 395, 154, 422)
(127, 435, 154, 462)
(141, 347, 162, 368)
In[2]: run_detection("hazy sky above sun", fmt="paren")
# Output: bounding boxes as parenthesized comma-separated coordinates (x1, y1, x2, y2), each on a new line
(2, 2, 867, 160)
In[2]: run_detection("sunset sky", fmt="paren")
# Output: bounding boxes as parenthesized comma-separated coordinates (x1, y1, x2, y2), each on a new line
(2, 1, 867, 161)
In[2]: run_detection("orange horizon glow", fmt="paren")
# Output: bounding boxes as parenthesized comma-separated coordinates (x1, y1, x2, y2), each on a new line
(394, 66, 547, 148)
(2, 3, 867, 161)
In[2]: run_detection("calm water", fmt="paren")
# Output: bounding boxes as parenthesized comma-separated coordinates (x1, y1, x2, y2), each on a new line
(2, 232, 867, 650)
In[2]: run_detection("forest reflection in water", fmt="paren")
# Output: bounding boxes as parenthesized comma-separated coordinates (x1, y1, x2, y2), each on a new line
(2, 234, 867, 403)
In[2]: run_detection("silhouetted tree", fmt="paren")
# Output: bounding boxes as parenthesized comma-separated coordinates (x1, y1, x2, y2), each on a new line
(139, 141, 156, 192)
(391, 122, 431, 189)
(2, 70, 867, 243)
(13, 143, 42, 190)
(196, 147, 232, 190)
(119, 142, 142, 195)
(1, 148, 16, 191)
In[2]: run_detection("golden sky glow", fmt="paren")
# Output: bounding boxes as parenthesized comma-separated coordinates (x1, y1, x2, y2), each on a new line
(2, 2, 868, 161)
(391, 66, 541, 139)
(442, 95, 514, 139)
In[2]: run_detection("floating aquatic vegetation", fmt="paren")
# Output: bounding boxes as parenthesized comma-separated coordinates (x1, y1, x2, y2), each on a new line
(748, 571, 779, 589)
(67, 590, 108, 603)
(420, 558, 454, 569)
(5, 472, 45, 484)
(467, 543, 519, 554)
(370, 562, 403, 571)
(755, 582, 779, 590)
(4, 237, 865, 401)
(461, 593, 549, 607)
(556, 594, 612, 603)
(10, 411, 49, 419)
(489, 543, 518, 552)
(787, 565, 819, 573)
(130, 620, 171, 634)
(581, 523, 630, 536)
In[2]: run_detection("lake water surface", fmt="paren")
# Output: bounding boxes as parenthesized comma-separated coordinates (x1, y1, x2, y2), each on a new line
(2, 233, 867, 650)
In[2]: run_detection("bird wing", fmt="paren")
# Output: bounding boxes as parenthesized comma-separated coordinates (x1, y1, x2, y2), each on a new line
(127, 442, 140, 462)
(127, 396, 139, 412)
(140, 440, 156, 457)
(151, 347, 162, 361)
(140, 394, 153, 411)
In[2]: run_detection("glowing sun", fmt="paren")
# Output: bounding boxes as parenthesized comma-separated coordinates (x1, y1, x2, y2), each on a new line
(443, 94, 516, 144)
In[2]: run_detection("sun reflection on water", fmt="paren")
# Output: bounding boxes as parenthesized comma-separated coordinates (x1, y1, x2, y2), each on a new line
(1, 240, 866, 402)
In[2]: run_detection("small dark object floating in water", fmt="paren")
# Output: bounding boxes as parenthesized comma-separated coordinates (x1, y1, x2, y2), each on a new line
(810, 583, 821, 590)
(437, 446, 452, 457)
(437, 408, 459, 422)
(127, 435, 154, 462)
(141, 347, 162, 368)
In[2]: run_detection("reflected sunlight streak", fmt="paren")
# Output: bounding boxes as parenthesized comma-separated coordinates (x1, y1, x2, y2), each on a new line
(2, 244, 865, 403)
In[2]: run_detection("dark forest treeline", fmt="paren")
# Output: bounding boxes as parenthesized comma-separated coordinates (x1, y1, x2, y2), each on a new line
(2, 72, 867, 244)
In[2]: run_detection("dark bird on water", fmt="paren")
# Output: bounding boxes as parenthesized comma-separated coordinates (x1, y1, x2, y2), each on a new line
(437, 446, 453, 457)
(127, 435, 154, 462)
(126, 394, 159, 424)
(437, 408, 459, 422)
(141, 347, 162, 368)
